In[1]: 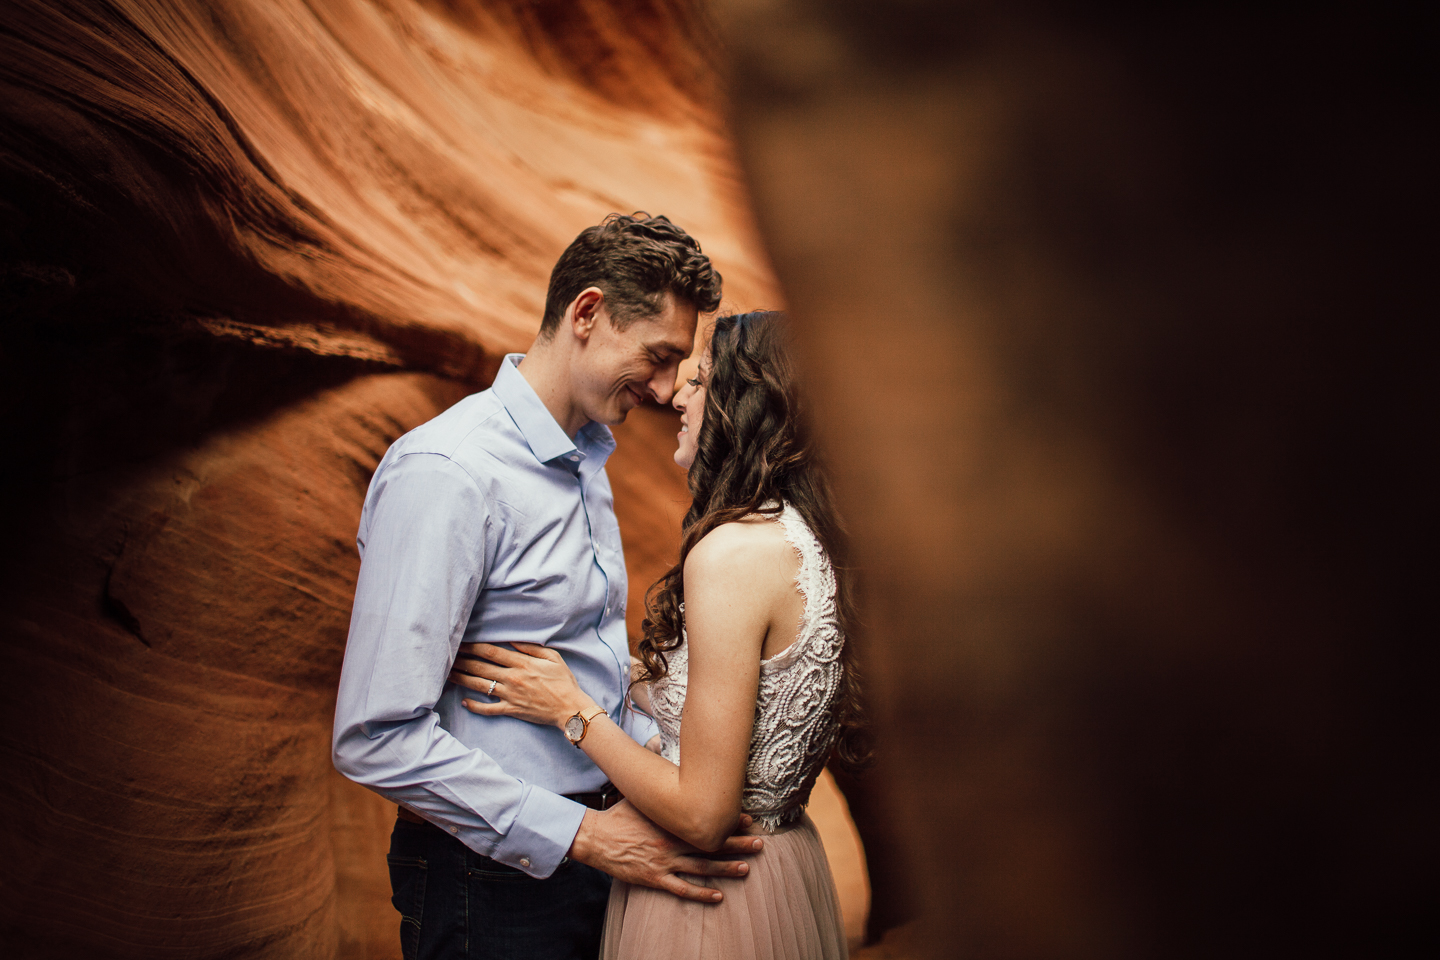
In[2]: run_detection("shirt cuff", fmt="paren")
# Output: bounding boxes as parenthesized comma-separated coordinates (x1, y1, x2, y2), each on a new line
(483, 785, 586, 878)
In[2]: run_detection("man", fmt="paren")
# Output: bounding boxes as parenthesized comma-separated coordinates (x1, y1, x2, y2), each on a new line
(332, 214, 759, 960)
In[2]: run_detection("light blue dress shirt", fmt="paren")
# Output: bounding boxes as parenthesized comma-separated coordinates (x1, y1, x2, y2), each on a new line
(333, 353, 658, 878)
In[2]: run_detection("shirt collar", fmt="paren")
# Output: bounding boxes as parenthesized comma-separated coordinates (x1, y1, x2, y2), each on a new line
(491, 353, 615, 468)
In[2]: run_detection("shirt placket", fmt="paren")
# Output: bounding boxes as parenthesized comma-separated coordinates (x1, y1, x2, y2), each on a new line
(575, 457, 627, 707)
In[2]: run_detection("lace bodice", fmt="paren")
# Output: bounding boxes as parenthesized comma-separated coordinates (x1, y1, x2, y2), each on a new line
(643, 503, 845, 830)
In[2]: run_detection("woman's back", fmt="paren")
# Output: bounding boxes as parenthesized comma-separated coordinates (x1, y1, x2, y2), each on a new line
(646, 502, 846, 829)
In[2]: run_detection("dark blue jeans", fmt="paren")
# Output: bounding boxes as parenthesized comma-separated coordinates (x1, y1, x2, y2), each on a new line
(386, 816, 612, 960)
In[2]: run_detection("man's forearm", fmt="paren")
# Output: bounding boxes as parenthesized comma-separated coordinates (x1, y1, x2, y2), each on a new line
(332, 711, 585, 877)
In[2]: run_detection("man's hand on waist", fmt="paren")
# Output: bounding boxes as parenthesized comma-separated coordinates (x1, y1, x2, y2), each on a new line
(566, 800, 761, 903)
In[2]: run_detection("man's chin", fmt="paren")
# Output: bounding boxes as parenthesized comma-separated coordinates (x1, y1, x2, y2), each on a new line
(588, 388, 645, 427)
(615, 389, 646, 420)
(593, 402, 631, 427)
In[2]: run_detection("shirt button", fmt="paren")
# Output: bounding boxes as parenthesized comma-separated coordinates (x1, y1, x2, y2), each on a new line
(568, 455, 580, 462)
(449, 826, 458, 834)
(519, 857, 531, 868)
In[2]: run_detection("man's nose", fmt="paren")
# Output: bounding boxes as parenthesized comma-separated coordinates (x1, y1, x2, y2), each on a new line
(650, 369, 678, 406)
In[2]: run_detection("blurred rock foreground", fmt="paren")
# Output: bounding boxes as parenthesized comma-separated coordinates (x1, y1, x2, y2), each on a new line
(2, 1, 1432, 959)
(718, 1, 1432, 958)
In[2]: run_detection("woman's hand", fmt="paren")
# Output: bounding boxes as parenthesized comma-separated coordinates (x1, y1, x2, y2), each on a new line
(449, 642, 593, 727)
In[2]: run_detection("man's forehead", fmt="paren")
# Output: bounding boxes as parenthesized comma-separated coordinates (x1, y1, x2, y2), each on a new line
(634, 296, 699, 356)
(643, 329, 695, 359)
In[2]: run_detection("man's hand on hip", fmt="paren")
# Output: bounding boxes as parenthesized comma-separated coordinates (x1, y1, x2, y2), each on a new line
(567, 801, 761, 903)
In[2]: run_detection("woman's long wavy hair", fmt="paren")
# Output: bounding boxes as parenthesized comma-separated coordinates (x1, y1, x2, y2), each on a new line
(637, 311, 868, 769)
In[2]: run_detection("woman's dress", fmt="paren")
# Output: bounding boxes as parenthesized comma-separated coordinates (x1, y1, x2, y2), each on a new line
(601, 503, 849, 960)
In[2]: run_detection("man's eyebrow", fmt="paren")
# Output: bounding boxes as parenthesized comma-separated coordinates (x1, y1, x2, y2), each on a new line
(651, 343, 689, 361)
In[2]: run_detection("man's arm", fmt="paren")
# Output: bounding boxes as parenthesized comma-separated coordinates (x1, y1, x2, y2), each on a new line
(333, 451, 755, 899)
(332, 452, 582, 878)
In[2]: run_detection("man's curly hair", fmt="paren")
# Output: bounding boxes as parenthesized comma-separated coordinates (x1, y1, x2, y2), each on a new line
(540, 213, 722, 336)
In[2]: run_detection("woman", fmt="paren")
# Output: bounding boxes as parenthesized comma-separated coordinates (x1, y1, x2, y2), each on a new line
(449, 311, 864, 959)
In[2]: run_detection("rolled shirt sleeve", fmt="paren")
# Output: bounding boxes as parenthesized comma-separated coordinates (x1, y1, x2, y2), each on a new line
(332, 452, 585, 878)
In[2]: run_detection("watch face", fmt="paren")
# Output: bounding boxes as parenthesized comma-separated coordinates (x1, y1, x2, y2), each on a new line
(565, 715, 585, 742)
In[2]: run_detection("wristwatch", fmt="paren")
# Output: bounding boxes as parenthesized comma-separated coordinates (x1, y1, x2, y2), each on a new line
(564, 704, 607, 747)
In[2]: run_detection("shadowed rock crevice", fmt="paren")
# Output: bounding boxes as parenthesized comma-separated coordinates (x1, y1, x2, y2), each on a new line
(103, 548, 152, 648)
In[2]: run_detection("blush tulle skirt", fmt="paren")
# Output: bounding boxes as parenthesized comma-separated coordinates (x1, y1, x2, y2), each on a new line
(600, 812, 848, 960)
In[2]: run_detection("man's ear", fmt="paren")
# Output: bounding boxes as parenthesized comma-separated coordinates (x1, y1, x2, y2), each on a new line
(568, 287, 606, 342)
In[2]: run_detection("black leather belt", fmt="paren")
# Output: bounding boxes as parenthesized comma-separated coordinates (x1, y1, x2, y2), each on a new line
(564, 783, 624, 811)
(396, 783, 623, 826)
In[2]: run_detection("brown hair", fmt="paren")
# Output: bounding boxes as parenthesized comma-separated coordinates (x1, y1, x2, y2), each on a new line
(637, 311, 869, 769)
(540, 213, 722, 337)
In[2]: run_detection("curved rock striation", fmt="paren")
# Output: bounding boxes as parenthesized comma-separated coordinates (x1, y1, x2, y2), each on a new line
(0, 2, 783, 957)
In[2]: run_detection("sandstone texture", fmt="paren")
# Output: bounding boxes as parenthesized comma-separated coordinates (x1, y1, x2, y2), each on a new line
(0, 2, 795, 957)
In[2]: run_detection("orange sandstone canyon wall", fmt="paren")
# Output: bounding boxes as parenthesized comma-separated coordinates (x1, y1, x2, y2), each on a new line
(0, 2, 786, 957)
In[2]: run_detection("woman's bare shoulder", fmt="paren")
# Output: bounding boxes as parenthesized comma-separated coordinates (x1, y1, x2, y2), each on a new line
(683, 520, 797, 654)
(684, 518, 795, 586)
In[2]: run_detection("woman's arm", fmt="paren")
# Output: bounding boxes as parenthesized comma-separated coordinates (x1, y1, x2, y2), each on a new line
(453, 521, 793, 851)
